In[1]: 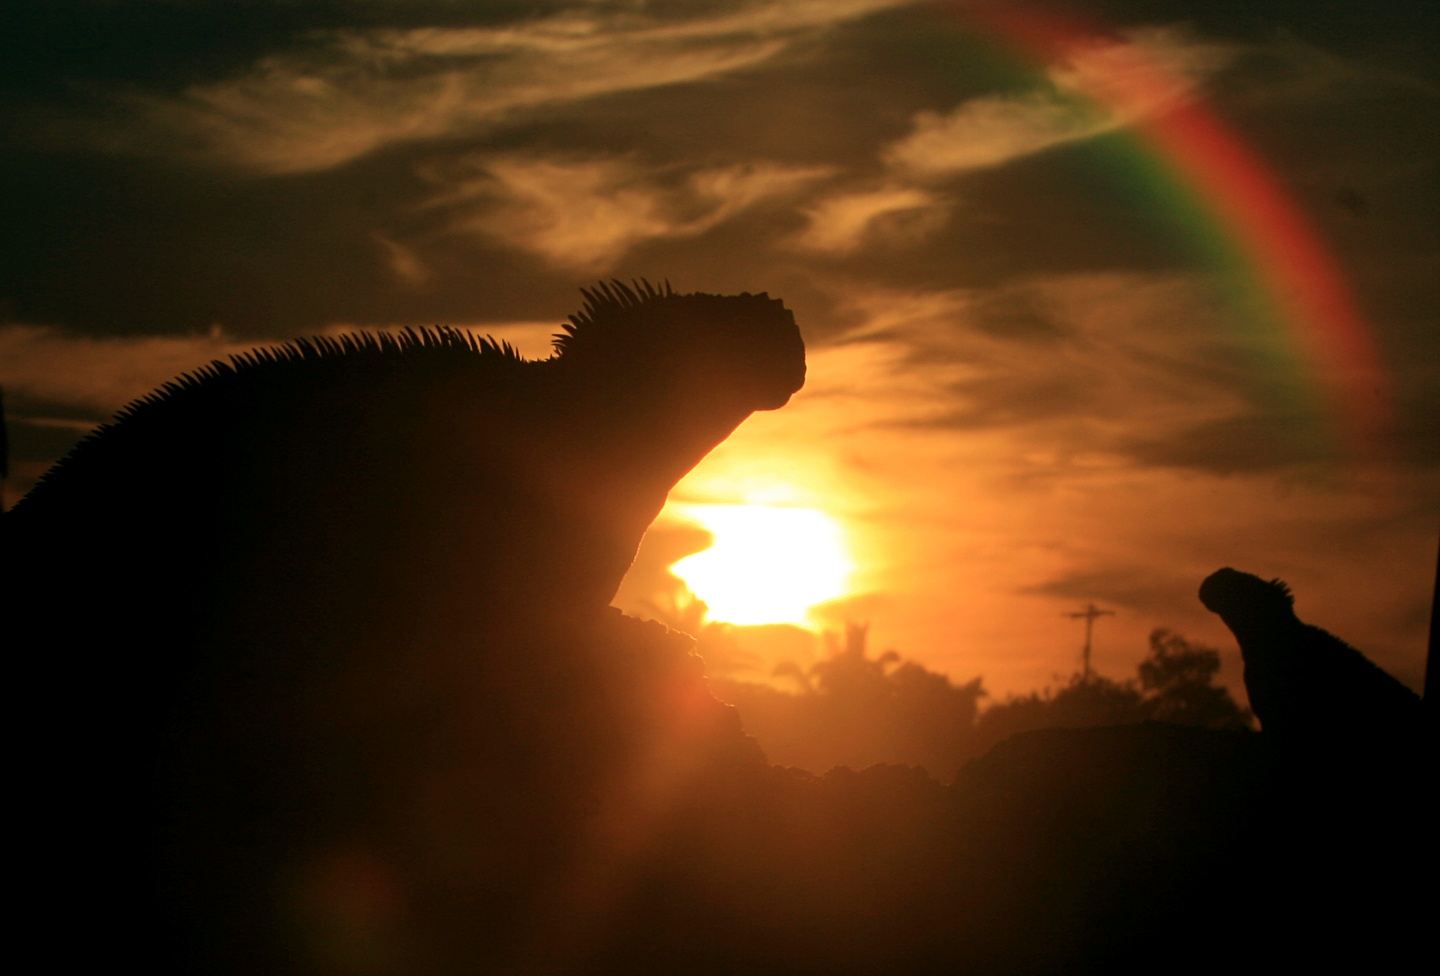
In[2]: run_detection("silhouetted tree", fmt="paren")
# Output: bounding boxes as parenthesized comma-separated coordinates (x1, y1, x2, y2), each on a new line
(1139, 628, 1252, 729)
(772, 657, 815, 694)
(973, 672, 1148, 756)
(972, 627, 1251, 757)
(810, 622, 901, 704)
(713, 622, 986, 779)
(716, 621, 1252, 777)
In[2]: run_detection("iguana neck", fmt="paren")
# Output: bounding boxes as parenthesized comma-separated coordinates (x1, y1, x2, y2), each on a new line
(1226, 612, 1298, 653)
(537, 367, 754, 605)
(555, 365, 754, 505)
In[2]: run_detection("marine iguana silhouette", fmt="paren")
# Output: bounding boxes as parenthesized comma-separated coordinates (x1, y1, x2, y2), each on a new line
(5, 279, 804, 967)
(1198, 567, 1423, 739)
(6, 279, 803, 645)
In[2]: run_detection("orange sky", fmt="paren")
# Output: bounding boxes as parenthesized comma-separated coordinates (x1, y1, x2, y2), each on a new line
(2, 1, 1436, 700)
(612, 283, 1435, 696)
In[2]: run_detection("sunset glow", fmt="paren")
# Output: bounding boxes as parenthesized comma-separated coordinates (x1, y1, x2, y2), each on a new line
(3, 3, 1434, 967)
(668, 503, 855, 627)
(3, 0, 1433, 700)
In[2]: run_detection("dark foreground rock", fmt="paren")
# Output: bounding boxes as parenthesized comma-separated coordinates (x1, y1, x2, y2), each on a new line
(19, 614, 1432, 974)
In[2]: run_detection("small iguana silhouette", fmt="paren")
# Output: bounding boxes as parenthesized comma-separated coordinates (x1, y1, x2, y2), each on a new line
(4, 279, 805, 966)
(1198, 567, 1422, 739)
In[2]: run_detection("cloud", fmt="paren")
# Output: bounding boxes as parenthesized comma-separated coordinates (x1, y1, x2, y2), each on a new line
(784, 25, 1236, 259)
(1022, 564, 1213, 616)
(819, 271, 1255, 429)
(753, 268, 1381, 486)
(0, 324, 252, 414)
(885, 91, 1105, 179)
(425, 154, 830, 269)
(105, 0, 911, 174)
(1117, 412, 1337, 475)
(371, 232, 433, 287)
(1228, 30, 1440, 108)
(0, 324, 256, 497)
(789, 183, 945, 255)
(884, 26, 1236, 179)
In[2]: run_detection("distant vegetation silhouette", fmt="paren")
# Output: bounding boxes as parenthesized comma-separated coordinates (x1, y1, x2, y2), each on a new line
(710, 622, 1250, 780)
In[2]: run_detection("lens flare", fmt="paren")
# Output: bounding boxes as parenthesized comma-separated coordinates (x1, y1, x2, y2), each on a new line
(668, 503, 854, 627)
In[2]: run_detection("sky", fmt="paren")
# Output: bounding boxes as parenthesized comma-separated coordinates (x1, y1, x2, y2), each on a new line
(3, 0, 1436, 699)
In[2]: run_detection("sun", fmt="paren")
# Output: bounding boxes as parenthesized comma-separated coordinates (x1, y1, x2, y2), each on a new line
(667, 502, 854, 627)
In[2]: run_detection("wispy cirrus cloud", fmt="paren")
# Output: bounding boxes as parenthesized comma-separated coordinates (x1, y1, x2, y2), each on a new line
(787, 183, 945, 255)
(884, 26, 1237, 178)
(0, 324, 252, 414)
(803, 269, 1329, 477)
(789, 26, 1236, 254)
(0, 323, 256, 496)
(423, 154, 831, 268)
(101, 0, 911, 174)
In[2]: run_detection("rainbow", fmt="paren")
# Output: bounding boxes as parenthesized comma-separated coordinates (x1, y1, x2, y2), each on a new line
(949, 2, 1392, 452)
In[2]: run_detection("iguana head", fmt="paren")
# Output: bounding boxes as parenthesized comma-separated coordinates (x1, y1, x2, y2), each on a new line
(1199, 568, 1295, 623)
(553, 280, 806, 411)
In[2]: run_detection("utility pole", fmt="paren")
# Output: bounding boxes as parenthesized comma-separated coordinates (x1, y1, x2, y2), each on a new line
(1066, 603, 1115, 683)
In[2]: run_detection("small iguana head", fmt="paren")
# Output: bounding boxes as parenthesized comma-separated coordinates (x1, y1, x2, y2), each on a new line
(554, 280, 806, 411)
(1199, 568, 1295, 624)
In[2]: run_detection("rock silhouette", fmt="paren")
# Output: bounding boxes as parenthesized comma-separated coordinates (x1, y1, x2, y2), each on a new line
(1199, 567, 1423, 741)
